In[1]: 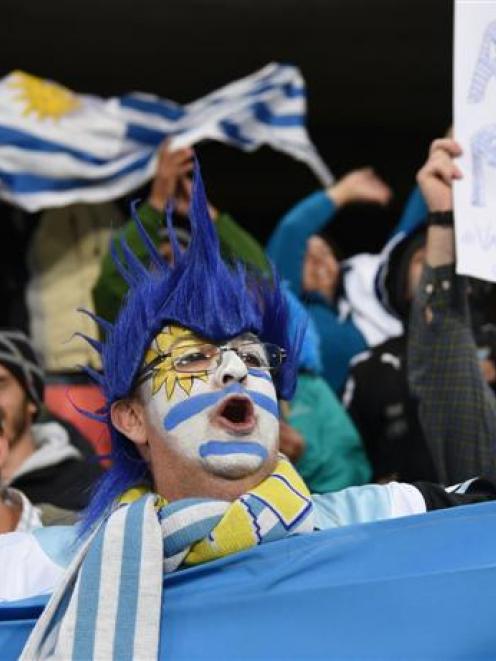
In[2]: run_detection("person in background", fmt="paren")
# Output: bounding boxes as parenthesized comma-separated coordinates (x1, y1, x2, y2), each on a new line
(0, 410, 42, 533)
(342, 226, 438, 483)
(283, 287, 371, 492)
(344, 218, 496, 484)
(93, 143, 270, 323)
(408, 137, 496, 483)
(266, 170, 429, 394)
(0, 330, 103, 511)
(26, 202, 124, 372)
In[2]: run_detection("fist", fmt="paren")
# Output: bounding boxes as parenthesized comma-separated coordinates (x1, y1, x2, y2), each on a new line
(328, 167, 392, 208)
(148, 142, 194, 212)
(416, 138, 463, 212)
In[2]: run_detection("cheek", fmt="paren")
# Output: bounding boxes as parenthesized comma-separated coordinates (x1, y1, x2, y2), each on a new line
(246, 377, 279, 448)
(144, 379, 214, 459)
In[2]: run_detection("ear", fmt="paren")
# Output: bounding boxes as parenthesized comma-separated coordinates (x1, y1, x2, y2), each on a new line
(111, 398, 148, 446)
(27, 400, 37, 421)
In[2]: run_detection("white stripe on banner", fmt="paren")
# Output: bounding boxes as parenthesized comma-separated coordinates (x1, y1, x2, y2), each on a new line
(0, 64, 332, 211)
(0, 145, 152, 179)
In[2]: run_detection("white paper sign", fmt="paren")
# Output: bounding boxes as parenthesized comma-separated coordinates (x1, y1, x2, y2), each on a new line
(454, 0, 496, 281)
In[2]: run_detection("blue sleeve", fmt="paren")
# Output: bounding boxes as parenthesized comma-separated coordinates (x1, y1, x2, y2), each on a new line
(390, 186, 428, 239)
(266, 191, 337, 296)
(312, 485, 393, 529)
(312, 482, 426, 529)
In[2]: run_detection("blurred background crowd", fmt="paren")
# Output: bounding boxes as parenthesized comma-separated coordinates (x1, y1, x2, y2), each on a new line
(3, 0, 496, 532)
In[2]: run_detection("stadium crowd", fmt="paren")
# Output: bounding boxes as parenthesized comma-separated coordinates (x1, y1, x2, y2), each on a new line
(1, 122, 496, 656)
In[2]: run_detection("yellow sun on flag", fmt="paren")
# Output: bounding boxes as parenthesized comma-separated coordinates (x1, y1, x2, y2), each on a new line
(9, 70, 80, 121)
(144, 325, 209, 400)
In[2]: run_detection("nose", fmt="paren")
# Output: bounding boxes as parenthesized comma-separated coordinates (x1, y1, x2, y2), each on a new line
(214, 349, 248, 386)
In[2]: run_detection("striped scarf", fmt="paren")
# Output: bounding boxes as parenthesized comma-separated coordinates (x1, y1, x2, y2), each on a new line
(21, 457, 314, 660)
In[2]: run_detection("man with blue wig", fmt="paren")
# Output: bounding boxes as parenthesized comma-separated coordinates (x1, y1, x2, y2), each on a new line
(4, 159, 496, 659)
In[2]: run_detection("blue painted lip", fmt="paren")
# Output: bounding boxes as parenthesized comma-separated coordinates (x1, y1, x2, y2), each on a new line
(199, 441, 268, 459)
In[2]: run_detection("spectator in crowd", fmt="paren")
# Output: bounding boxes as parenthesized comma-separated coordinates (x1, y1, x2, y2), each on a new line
(26, 202, 124, 371)
(283, 287, 372, 492)
(5, 161, 496, 655)
(344, 219, 496, 484)
(342, 226, 439, 483)
(0, 405, 75, 532)
(408, 137, 496, 483)
(266, 171, 429, 394)
(0, 410, 42, 534)
(0, 330, 103, 511)
(93, 143, 270, 323)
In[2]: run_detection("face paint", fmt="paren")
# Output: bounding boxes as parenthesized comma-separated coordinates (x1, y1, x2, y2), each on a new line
(144, 326, 209, 399)
(142, 324, 280, 479)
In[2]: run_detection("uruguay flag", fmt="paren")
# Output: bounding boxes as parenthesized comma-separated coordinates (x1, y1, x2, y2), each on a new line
(0, 64, 332, 212)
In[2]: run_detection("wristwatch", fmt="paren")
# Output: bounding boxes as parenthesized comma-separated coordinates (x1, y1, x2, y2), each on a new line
(427, 210, 454, 226)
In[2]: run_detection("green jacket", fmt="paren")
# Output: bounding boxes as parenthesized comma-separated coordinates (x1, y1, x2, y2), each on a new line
(92, 202, 269, 322)
(291, 373, 371, 493)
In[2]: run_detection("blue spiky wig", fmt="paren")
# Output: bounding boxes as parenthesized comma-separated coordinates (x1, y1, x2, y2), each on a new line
(81, 158, 299, 532)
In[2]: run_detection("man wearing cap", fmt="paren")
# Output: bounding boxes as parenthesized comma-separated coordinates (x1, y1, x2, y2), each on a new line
(0, 409, 42, 533)
(0, 330, 102, 511)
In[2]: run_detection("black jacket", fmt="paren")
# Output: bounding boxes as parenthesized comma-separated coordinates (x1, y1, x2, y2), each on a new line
(343, 335, 438, 483)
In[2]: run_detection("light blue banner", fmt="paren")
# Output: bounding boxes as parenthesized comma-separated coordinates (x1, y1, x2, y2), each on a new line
(2, 501, 496, 659)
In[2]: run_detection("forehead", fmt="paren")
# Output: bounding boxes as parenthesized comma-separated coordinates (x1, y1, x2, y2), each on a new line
(307, 236, 332, 256)
(0, 363, 15, 381)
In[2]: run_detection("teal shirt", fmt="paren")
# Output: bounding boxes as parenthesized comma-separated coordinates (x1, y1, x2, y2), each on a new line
(291, 373, 371, 493)
(266, 191, 367, 393)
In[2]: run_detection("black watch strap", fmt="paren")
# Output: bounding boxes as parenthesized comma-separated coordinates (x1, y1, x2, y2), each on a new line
(427, 210, 454, 227)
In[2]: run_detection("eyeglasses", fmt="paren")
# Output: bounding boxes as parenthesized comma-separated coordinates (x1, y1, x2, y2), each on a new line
(137, 340, 287, 385)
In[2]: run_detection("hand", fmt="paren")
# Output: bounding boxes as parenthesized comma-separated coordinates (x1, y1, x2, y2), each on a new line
(327, 167, 392, 208)
(278, 420, 305, 463)
(148, 142, 194, 212)
(416, 138, 463, 212)
(175, 175, 219, 221)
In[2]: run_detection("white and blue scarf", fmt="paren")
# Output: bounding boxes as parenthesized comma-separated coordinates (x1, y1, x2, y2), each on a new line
(21, 457, 314, 660)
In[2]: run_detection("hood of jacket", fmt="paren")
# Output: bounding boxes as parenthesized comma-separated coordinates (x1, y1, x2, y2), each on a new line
(8, 421, 82, 483)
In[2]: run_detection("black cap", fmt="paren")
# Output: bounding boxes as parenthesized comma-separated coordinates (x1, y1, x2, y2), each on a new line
(0, 330, 44, 413)
(380, 226, 427, 321)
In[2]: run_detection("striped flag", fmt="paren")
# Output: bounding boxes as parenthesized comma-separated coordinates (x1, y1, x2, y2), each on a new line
(0, 64, 332, 212)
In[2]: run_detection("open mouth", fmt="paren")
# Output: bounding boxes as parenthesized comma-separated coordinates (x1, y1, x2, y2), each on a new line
(213, 395, 256, 434)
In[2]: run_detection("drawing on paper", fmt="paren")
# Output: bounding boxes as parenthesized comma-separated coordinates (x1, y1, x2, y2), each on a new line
(471, 124, 496, 207)
(468, 20, 496, 103)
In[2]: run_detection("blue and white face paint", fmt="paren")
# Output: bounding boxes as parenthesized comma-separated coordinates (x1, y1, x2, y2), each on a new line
(141, 325, 280, 479)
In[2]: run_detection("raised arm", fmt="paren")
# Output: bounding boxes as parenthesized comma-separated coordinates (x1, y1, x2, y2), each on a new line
(408, 138, 496, 483)
(266, 169, 391, 296)
(390, 185, 428, 239)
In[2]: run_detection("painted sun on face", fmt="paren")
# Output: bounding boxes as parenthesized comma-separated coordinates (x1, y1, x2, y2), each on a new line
(9, 71, 80, 121)
(144, 325, 209, 400)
